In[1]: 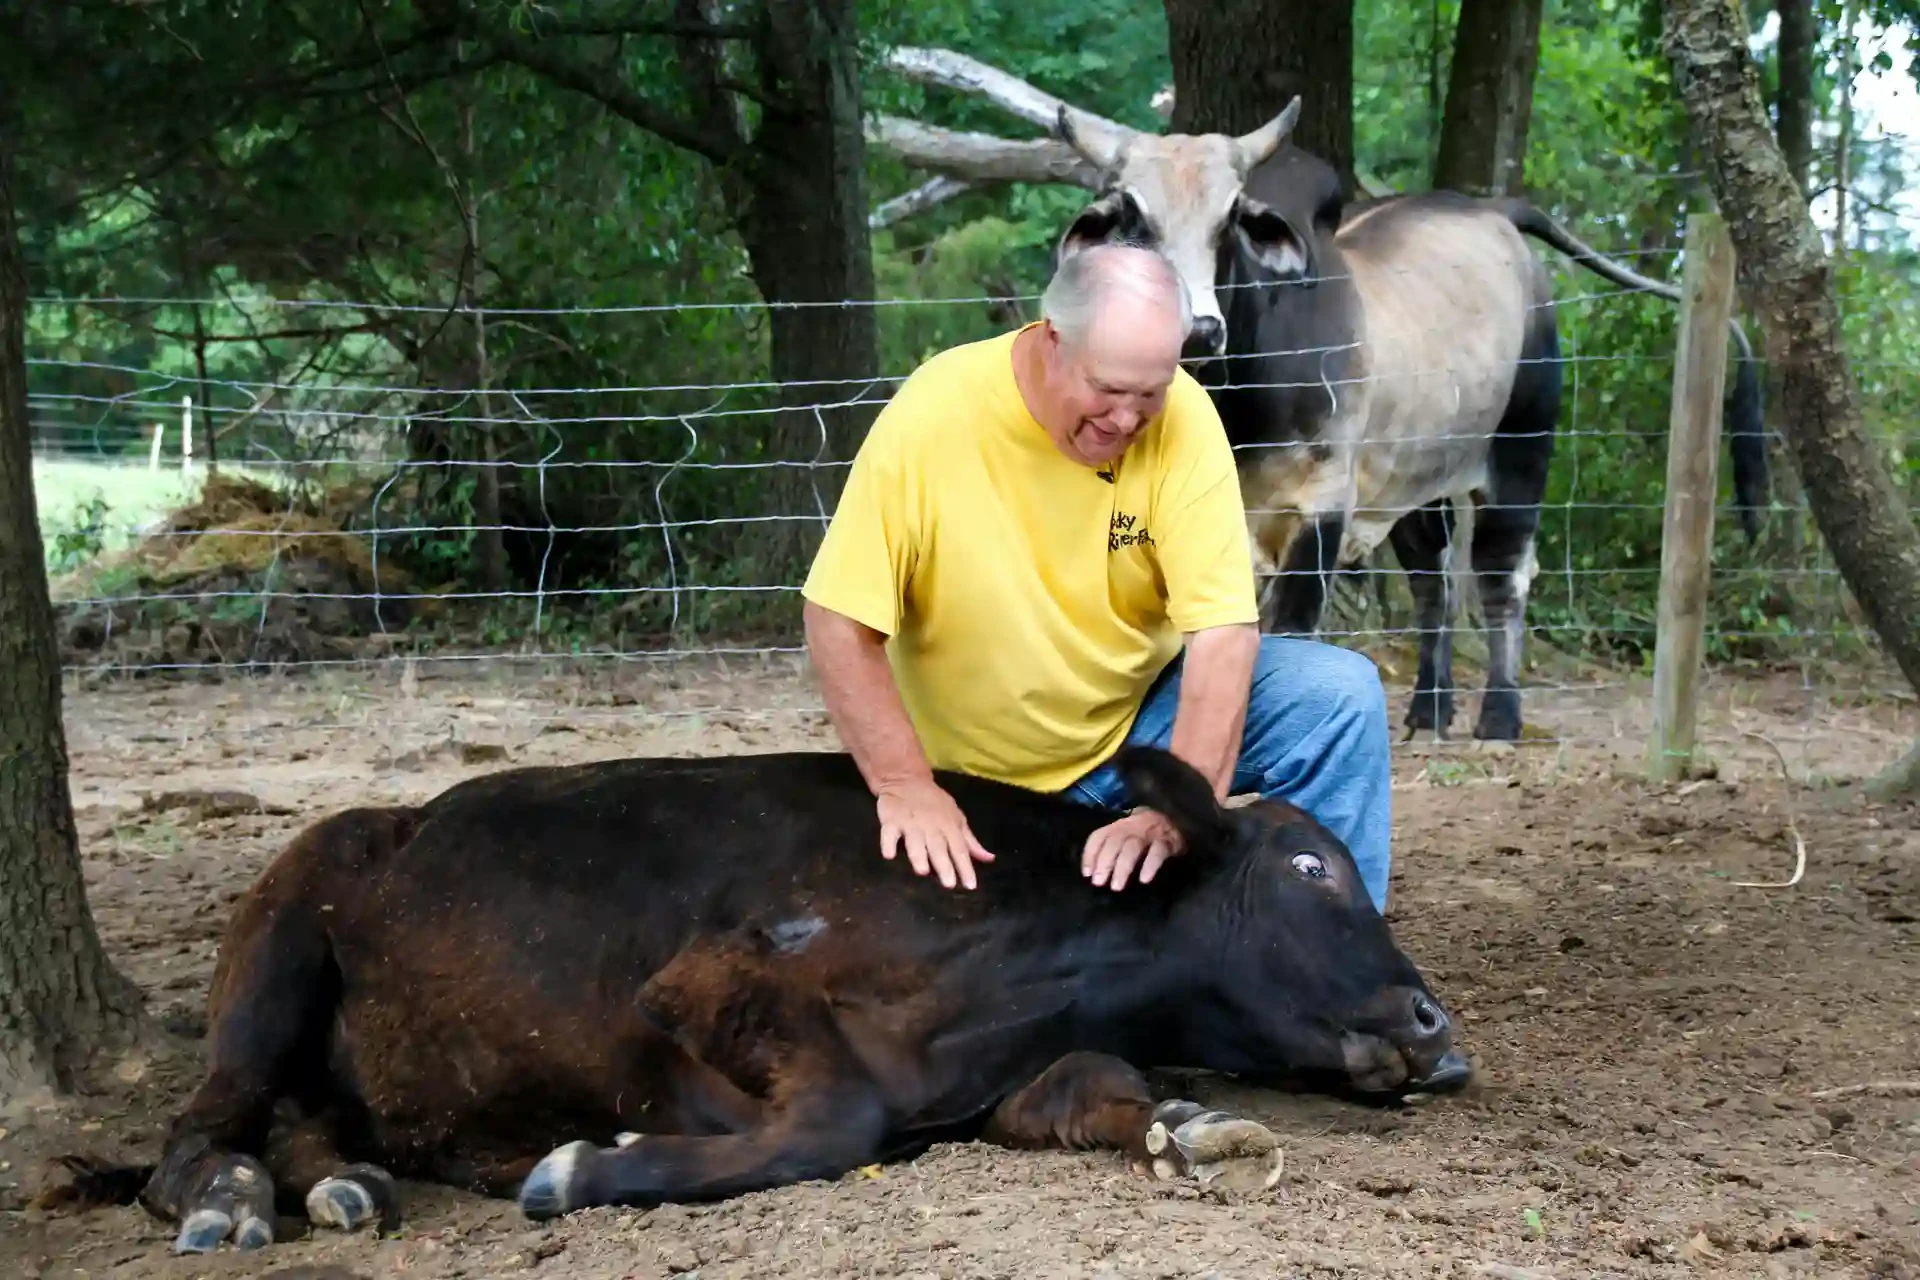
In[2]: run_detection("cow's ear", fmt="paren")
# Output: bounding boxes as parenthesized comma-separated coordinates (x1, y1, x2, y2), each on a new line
(1112, 747, 1237, 854)
(1232, 197, 1311, 282)
(1057, 191, 1143, 263)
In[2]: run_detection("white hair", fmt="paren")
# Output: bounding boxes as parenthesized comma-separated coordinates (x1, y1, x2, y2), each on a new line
(1039, 243, 1193, 350)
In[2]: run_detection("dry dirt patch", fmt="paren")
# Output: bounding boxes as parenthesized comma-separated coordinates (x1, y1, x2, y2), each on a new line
(1, 661, 1915, 1279)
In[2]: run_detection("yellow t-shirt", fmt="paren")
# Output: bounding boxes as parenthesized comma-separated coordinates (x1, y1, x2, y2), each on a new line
(801, 326, 1258, 793)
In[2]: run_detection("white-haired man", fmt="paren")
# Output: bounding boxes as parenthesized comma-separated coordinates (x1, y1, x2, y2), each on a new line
(802, 246, 1433, 1021)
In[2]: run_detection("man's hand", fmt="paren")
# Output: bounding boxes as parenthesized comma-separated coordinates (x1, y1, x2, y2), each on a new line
(1082, 808, 1183, 891)
(876, 777, 996, 890)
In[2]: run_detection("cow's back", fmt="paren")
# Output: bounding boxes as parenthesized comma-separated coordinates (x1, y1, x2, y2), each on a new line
(309, 751, 1175, 1155)
(1325, 196, 1549, 545)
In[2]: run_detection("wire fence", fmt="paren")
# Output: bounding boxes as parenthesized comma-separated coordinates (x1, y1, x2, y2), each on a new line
(24, 251, 1920, 785)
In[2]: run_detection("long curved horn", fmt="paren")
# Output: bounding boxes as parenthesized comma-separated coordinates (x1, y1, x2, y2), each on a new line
(1055, 103, 1136, 174)
(1232, 98, 1302, 173)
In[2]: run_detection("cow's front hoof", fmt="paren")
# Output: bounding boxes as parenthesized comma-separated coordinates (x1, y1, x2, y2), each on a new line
(1143, 1101, 1284, 1195)
(519, 1140, 598, 1220)
(1403, 691, 1455, 737)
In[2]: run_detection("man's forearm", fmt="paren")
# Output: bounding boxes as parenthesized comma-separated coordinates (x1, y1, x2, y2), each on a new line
(803, 600, 934, 794)
(1167, 623, 1260, 799)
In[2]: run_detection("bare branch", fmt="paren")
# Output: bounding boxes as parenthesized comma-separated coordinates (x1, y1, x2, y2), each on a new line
(149, 323, 389, 343)
(520, 16, 754, 41)
(881, 45, 1133, 138)
(486, 31, 739, 162)
(866, 115, 1100, 189)
(869, 176, 976, 229)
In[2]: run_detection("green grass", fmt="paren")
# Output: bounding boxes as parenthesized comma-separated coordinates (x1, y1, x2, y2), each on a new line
(31, 457, 287, 568)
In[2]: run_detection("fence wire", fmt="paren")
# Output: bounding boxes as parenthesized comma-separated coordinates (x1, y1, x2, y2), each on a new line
(25, 253, 1919, 790)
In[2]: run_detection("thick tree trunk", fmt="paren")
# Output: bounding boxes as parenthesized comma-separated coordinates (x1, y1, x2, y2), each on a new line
(1662, 0, 1920, 795)
(0, 111, 144, 1100)
(1773, 0, 1815, 197)
(1432, 0, 1544, 196)
(1162, 0, 1356, 196)
(737, 0, 879, 580)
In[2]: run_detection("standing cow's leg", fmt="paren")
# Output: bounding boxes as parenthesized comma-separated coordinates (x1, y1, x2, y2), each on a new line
(981, 1052, 1284, 1193)
(1471, 303, 1560, 740)
(515, 1083, 888, 1219)
(1262, 511, 1348, 636)
(1388, 500, 1459, 738)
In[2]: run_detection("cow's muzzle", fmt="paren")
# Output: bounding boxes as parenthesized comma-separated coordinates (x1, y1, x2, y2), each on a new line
(1337, 985, 1455, 1092)
(1182, 316, 1226, 362)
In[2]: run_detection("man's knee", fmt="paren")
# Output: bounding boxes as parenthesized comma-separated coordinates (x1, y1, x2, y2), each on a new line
(1251, 636, 1387, 730)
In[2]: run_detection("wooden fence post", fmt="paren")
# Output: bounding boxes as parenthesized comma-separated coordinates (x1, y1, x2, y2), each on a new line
(1647, 211, 1737, 783)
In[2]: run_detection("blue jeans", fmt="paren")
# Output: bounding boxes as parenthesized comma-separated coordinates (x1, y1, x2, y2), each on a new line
(1062, 636, 1394, 912)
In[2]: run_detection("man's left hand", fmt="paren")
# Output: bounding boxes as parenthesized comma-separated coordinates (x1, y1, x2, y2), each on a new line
(1082, 809, 1183, 891)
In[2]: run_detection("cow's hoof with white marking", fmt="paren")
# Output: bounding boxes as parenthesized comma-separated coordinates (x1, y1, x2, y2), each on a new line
(518, 1140, 598, 1220)
(1191, 1147, 1286, 1194)
(171, 1153, 277, 1253)
(173, 1206, 274, 1254)
(305, 1164, 400, 1234)
(1143, 1100, 1283, 1195)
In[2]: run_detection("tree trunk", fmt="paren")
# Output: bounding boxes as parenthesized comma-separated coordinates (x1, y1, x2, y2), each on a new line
(1162, 0, 1356, 196)
(1834, 0, 1853, 255)
(1662, 0, 1920, 795)
(1432, 0, 1544, 196)
(0, 107, 145, 1100)
(1773, 0, 1814, 197)
(736, 0, 879, 582)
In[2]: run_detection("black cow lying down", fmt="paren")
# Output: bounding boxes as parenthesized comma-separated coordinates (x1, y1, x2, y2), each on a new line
(57, 746, 1459, 1254)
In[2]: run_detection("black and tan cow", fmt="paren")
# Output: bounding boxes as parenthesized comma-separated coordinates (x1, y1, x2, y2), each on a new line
(50, 746, 1460, 1255)
(1048, 99, 1769, 741)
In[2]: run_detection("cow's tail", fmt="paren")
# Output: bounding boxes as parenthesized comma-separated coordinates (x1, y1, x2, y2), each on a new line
(1502, 200, 1770, 542)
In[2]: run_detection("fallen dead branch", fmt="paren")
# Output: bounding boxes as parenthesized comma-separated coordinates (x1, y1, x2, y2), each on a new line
(1731, 731, 1807, 889)
(1809, 1081, 1920, 1101)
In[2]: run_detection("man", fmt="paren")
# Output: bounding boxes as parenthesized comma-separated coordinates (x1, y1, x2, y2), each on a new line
(801, 244, 1477, 1094)
(802, 240, 1402, 911)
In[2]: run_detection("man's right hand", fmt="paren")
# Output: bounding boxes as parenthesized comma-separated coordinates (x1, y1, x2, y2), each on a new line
(875, 777, 995, 890)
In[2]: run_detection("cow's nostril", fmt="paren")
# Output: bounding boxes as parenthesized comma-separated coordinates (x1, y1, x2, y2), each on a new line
(1188, 316, 1225, 352)
(1411, 995, 1445, 1037)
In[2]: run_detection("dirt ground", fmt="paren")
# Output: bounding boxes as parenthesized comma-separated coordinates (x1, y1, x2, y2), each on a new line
(2, 655, 1916, 1280)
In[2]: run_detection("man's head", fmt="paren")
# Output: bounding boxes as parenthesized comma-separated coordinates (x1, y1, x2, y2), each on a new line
(1023, 243, 1192, 468)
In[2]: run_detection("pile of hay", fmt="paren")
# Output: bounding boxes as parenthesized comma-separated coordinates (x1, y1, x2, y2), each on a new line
(53, 473, 442, 673)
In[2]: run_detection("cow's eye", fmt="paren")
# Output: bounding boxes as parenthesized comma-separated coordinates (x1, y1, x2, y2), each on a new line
(1290, 852, 1327, 879)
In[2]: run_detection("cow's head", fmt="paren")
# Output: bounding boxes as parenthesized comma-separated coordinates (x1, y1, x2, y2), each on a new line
(1113, 746, 1457, 1094)
(1051, 99, 1316, 364)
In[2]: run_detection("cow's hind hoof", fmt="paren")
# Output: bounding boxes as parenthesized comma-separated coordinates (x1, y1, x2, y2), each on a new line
(174, 1209, 233, 1254)
(519, 1140, 597, 1221)
(1472, 693, 1522, 742)
(174, 1206, 273, 1253)
(172, 1154, 277, 1253)
(306, 1165, 400, 1234)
